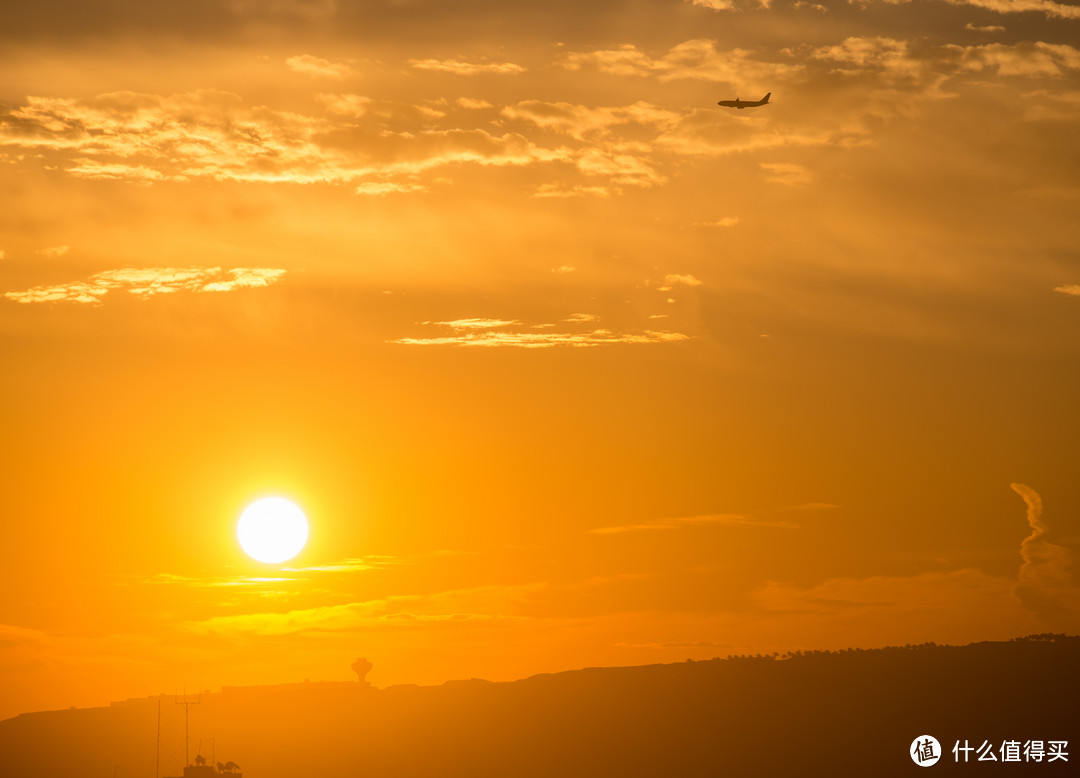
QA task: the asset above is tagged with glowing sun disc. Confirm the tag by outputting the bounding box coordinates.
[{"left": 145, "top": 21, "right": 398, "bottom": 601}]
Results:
[{"left": 238, "top": 497, "right": 308, "bottom": 564}]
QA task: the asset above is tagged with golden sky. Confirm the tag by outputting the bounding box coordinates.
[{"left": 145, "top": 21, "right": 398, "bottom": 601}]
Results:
[{"left": 2, "top": 0, "right": 1079, "bottom": 721}]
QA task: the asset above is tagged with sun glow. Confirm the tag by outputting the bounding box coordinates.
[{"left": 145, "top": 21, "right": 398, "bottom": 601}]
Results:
[{"left": 237, "top": 497, "right": 309, "bottom": 564}]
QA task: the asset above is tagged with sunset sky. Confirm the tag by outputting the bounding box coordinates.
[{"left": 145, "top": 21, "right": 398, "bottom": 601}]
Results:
[{"left": 2, "top": 0, "right": 1079, "bottom": 722}]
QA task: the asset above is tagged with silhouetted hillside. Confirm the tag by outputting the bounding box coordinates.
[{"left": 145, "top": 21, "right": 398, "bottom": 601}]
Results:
[{"left": 1, "top": 634, "right": 1075, "bottom": 777}]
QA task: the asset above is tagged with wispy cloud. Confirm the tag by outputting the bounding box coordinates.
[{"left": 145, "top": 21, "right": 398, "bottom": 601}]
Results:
[
  {"left": 185, "top": 583, "right": 546, "bottom": 636},
  {"left": 142, "top": 573, "right": 295, "bottom": 588},
  {"left": 502, "top": 100, "right": 681, "bottom": 140},
  {"left": 285, "top": 54, "right": 354, "bottom": 79},
  {"left": 428, "top": 318, "right": 520, "bottom": 330},
  {"left": 5, "top": 267, "right": 286, "bottom": 305},
  {"left": 391, "top": 323, "right": 690, "bottom": 349},
  {"left": 950, "top": 42, "right": 1080, "bottom": 77},
  {"left": 658, "top": 274, "right": 703, "bottom": 291},
  {"left": 559, "top": 39, "right": 802, "bottom": 84},
  {"left": 1053, "top": 284, "right": 1080, "bottom": 296},
  {"left": 944, "top": 0, "right": 1080, "bottom": 21},
  {"left": 456, "top": 97, "right": 493, "bottom": 109},
  {"left": 689, "top": 0, "right": 737, "bottom": 10},
  {"left": 0, "top": 91, "right": 567, "bottom": 188},
  {"left": 693, "top": 217, "right": 739, "bottom": 228},
  {"left": 760, "top": 162, "right": 814, "bottom": 186},
  {"left": 283, "top": 556, "right": 400, "bottom": 573},
  {"left": 1010, "top": 483, "right": 1080, "bottom": 627},
  {"left": 590, "top": 514, "right": 799, "bottom": 535},
  {"left": 409, "top": 58, "right": 526, "bottom": 75},
  {"left": 533, "top": 183, "right": 612, "bottom": 198},
  {"left": 39, "top": 245, "right": 69, "bottom": 258},
  {"left": 355, "top": 181, "right": 427, "bottom": 196}
]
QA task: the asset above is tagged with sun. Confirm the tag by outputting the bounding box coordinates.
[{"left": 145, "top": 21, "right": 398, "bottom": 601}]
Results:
[{"left": 237, "top": 497, "right": 309, "bottom": 564}]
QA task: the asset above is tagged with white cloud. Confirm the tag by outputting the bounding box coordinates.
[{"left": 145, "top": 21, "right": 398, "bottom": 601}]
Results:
[
  {"left": 391, "top": 320, "right": 690, "bottom": 349},
  {"left": 408, "top": 58, "right": 526, "bottom": 75},
  {"left": 456, "top": 97, "right": 493, "bottom": 109},
  {"left": 559, "top": 39, "right": 802, "bottom": 84},
  {"left": 658, "top": 274, "right": 704, "bottom": 291},
  {"left": 760, "top": 162, "right": 814, "bottom": 186},
  {"left": 430, "top": 318, "right": 520, "bottom": 329},
  {"left": 285, "top": 54, "right": 353, "bottom": 79},
  {"left": 355, "top": 182, "right": 427, "bottom": 195},
  {"left": 944, "top": 0, "right": 1080, "bottom": 20},
  {"left": 694, "top": 217, "right": 740, "bottom": 227},
  {"left": 590, "top": 513, "right": 798, "bottom": 534},
  {"left": 5, "top": 267, "right": 286, "bottom": 304}
]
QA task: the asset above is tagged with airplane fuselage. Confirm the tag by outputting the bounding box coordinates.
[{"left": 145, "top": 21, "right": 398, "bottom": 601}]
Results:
[{"left": 717, "top": 92, "right": 771, "bottom": 109}]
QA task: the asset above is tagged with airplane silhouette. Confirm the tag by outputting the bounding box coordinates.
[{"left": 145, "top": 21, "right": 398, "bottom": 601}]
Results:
[{"left": 717, "top": 92, "right": 771, "bottom": 109}]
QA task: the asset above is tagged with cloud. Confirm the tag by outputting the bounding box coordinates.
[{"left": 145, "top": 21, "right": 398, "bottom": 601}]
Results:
[
  {"left": 964, "top": 23, "right": 1006, "bottom": 32},
  {"left": 576, "top": 148, "right": 665, "bottom": 187},
  {"left": 811, "top": 36, "right": 920, "bottom": 76},
  {"left": 760, "top": 162, "right": 814, "bottom": 186},
  {"left": 740, "top": 485, "right": 1080, "bottom": 644},
  {"left": 658, "top": 274, "right": 703, "bottom": 291},
  {"left": 283, "top": 556, "right": 400, "bottom": 573},
  {"left": 429, "top": 318, "right": 520, "bottom": 330},
  {"left": 1054, "top": 284, "right": 1080, "bottom": 296},
  {"left": 5, "top": 267, "right": 286, "bottom": 304},
  {"left": 1010, "top": 484, "right": 1080, "bottom": 627},
  {"left": 408, "top": 58, "right": 526, "bottom": 75},
  {"left": 65, "top": 161, "right": 167, "bottom": 183},
  {"left": 591, "top": 513, "right": 799, "bottom": 534},
  {"left": 564, "top": 313, "right": 598, "bottom": 322},
  {"left": 317, "top": 92, "right": 373, "bottom": 117},
  {"left": 950, "top": 42, "right": 1080, "bottom": 77},
  {"left": 456, "top": 97, "right": 493, "bottom": 109},
  {"left": 694, "top": 217, "right": 739, "bottom": 227},
  {"left": 0, "top": 91, "right": 568, "bottom": 188},
  {"left": 944, "top": 0, "right": 1080, "bottom": 20},
  {"left": 533, "top": 183, "right": 612, "bottom": 198},
  {"left": 502, "top": 100, "right": 682, "bottom": 140},
  {"left": 391, "top": 320, "right": 691, "bottom": 349},
  {"left": 355, "top": 181, "right": 427, "bottom": 195},
  {"left": 285, "top": 54, "right": 353, "bottom": 79},
  {"left": 689, "top": 0, "right": 736, "bottom": 9},
  {"left": 39, "top": 245, "right": 69, "bottom": 257},
  {"left": 559, "top": 39, "right": 801, "bottom": 84},
  {"left": 186, "top": 583, "right": 546, "bottom": 636}
]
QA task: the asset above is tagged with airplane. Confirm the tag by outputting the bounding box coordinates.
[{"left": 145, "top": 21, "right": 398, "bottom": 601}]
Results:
[{"left": 717, "top": 92, "right": 771, "bottom": 109}]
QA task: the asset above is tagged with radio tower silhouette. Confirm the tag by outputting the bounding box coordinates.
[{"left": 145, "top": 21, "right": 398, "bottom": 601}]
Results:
[{"left": 174, "top": 686, "right": 202, "bottom": 767}]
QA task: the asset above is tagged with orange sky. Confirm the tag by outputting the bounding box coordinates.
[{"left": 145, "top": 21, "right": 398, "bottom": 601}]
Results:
[{"left": 2, "top": 0, "right": 1079, "bottom": 722}]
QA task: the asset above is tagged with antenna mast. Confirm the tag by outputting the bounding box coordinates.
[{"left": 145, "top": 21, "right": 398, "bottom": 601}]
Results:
[
  {"left": 174, "top": 687, "right": 202, "bottom": 767},
  {"left": 156, "top": 698, "right": 161, "bottom": 778}
]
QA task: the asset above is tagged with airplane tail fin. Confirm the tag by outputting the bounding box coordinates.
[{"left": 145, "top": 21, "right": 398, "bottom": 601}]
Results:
[{"left": 762, "top": 92, "right": 771, "bottom": 103}]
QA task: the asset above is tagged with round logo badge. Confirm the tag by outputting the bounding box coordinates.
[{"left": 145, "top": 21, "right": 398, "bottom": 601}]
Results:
[{"left": 911, "top": 735, "right": 942, "bottom": 767}]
